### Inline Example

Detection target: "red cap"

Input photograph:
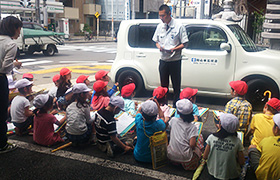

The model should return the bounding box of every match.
[267,98,280,111]
[153,86,168,99]
[76,75,89,83]
[22,73,33,79]
[93,80,108,92]
[229,80,248,95]
[180,87,198,100]
[95,70,109,80]
[52,74,60,83]
[60,68,71,76]
[121,83,136,98]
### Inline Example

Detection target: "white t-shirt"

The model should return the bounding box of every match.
[206,134,244,179]
[152,18,189,61]
[66,102,93,135]
[167,117,198,162]
[48,86,58,98]
[11,95,30,123]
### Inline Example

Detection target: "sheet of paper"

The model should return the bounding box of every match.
[169,108,176,117]
[53,114,65,130]
[116,112,135,134]
[7,122,15,131]
[237,131,244,144]
[213,110,224,118]
[198,108,209,117]
[192,122,203,135]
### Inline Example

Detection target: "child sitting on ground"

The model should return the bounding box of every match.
[203,113,245,180]
[11,79,34,135]
[95,70,118,96]
[167,99,202,170]
[119,83,137,117]
[174,87,200,121]
[225,80,252,133]
[56,68,72,100]
[33,94,65,146]
[90,70,119,103]
[76,75,90,86]
[48,74,60,99]
[153,86,170,122]
[66,84,94,145]
[133,99,167,163]
[91,80,110,111]
[246,98,280,172]
[22,73,33,81]
[94,96,133,157]
[254,113,280,180]
[61,75,91,107]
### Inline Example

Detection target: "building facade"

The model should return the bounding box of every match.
[0,0,64,29]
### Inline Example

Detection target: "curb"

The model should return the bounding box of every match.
[65,40,115,44]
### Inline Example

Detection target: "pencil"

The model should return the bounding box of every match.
[51,142,72,153]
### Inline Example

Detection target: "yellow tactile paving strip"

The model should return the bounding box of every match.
[29,65,112,74]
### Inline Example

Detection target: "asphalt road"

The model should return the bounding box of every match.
[1,42,240,180]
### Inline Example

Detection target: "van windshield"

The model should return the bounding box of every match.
[227,24,259,52]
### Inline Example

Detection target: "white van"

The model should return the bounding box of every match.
[110,19,280,110]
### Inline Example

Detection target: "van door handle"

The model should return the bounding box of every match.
[182,55,188,60]
[136,53,146,58]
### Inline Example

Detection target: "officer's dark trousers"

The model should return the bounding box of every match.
[159,59,181,107]
[0,74,8,148]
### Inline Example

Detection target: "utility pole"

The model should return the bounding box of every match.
[43,0,48,27]
[35,0,41,24]
[111,0,114,40]
[0,0,2,20]
[179,0,182,18]
[132,0,135,19]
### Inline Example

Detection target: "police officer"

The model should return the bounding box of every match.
[152,4,188,107]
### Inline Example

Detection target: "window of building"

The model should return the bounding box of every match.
[186,26,228,50]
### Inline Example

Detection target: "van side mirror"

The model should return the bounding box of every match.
[220,43,231,53]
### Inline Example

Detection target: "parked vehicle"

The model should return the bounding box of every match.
[110,19,280,110]
[22,21,47,31]
[16,24,64,56]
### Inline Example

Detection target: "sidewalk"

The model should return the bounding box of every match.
[64,35,115,44]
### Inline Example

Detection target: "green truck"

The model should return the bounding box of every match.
[16,28,65,56]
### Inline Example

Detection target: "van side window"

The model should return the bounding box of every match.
[186,26,228,50]
[128,24,157,48]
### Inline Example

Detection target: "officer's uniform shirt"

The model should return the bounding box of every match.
[152,18,188,61]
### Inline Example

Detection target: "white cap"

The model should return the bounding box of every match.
[220,113,239,133]
[33,94,49,108]
[72,83,91,94]
[141,100,158,116]
[176,99,193,115]
[273,113,280,127]
[110,96,124,111]
[15,79,33,89]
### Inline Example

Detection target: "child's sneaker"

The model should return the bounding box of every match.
[0,142,17,154]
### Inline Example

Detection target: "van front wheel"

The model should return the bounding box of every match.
[117,70,144,96]
[246,78,279,111]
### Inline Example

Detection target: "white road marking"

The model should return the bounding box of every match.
[59,61,98,63]
[10,139,190,180]
[18,59,36,62]
[57,45,117,54]
[22,60,53,67]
